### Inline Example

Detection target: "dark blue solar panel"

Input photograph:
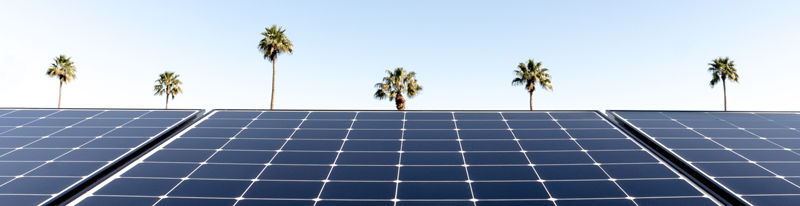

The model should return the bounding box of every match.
[355,112,405,120]
[329,166,397,180]
[69,111,721,206]
[0,109,199,206]
[612,111,800,205]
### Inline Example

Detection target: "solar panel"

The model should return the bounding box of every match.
[0,109,201,206]
[610,111,800,205]
[69,110,721,206]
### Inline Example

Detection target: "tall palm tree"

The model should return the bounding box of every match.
[374,68,423,110]
[708,57,739,111]
[258,24,293,110]
[154,71,183,109]
[46,55,77,108]
[512,59,553,110]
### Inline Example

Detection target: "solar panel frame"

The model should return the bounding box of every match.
[69,110,725,206]
[0,108,203,206]
[607,110,800,206]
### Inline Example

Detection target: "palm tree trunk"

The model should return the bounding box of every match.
[270,61,276,110]
[165,93,169,109]
[395,93,405,111]
[723,80,727,111]
[58,81,63,108]
[529,91,533,111]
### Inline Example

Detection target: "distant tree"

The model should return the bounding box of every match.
[258,25,294,110]
[46,55,77,108]
[708,57,739,111]
[512,59,553,110]
[374,68,422,110]
[154,71,183,109]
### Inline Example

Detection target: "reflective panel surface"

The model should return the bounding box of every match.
[70,111,720,206]
[612,111,800,206]
[0,109,199,206]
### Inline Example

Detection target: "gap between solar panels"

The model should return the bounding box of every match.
[608,110,800,206]
[0,108,203,206]
[65,110,725,206]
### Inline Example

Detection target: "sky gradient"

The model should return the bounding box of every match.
[1,1,799,111]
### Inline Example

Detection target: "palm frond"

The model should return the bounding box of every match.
[512,59,553,93]
[258,25,293,62]
[374,67,422,100]
[374,89,388,100]
[46,55,77,84]
[708,57,740,87]
[154,71,183,98]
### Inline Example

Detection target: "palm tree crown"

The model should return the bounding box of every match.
[154,71,183,109]
[46,55,77,108]
[374,68,422,110]
[512,59,552,110]
[258,24,293,110]
[258,25,294,62]
[708,57,739,111]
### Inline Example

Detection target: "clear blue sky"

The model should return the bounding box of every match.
[1,1,799,111]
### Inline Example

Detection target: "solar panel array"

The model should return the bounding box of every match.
[70,110,720,206]
[0,109,200,206]
[611,111,800,206]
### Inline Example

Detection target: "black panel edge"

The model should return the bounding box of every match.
[209,109,601,112]
[608,109,800,114]
[48,109,206,206]
[0,107,202,111]
[605,110,746,206]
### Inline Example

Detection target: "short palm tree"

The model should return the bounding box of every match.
[258,24,293,110]
[46,55,77,108]
[512,59,553,110]
[374,68,422,110]
[154,71,183,109]
[708,57,739,111]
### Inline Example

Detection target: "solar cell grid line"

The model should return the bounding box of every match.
[145,111,264,206]
[310,112,357,205]
[67,111,381,206]
[0,109,199,206]
[68,111,282,205]
[1,109,108,201]
[612,111,764,206]
[682,112,800,204]
[392,113,475,205]
[233,111,312,205]
[449,112,479,206]
[496,112,556,204]
[546,112,639,205]
[163,111,304,206]
[514,111,719,205]
[391,112,406,206]
[722,113,800,156]
[68,110,727,206]
[610,111,800,206]
[50,109,200,205]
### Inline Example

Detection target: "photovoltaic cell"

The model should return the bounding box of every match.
[611,111,800,206]
[69,111,721,206]
[0,109,199,206]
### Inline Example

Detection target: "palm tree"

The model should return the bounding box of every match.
[46,55,77,108]
[374,68,423,110]
[154,71,183,109]
[512,59,553,110]
[258,24,293,110]
[708,57,739,111]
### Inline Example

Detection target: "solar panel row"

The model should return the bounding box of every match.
[611,111,800,206]
[68,111,719,206]
[0,109,200,206]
